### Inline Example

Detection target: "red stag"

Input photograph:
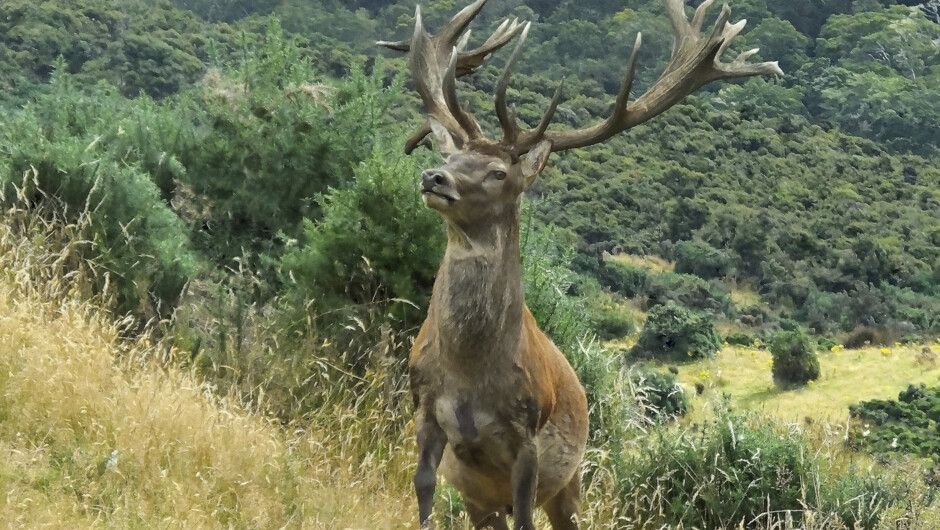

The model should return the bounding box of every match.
[379,1,781,528]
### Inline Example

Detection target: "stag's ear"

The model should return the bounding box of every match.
[429,118,460,157]
[520,139,552,188]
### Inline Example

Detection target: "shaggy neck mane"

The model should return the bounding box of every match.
[429,203,525,363]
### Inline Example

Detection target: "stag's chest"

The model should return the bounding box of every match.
[432,390,533,469]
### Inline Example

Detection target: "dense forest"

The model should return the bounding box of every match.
[2,0,936,340]
[0,0,938,527]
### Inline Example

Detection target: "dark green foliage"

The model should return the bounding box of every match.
[280,144,444,333]
[770,329,821,388]
[819,470,910,530]
[674,239,735,279]
[725,332,757,347]
[0,69,197,315]
[612,407,912,528]
[630,368,689,422]
[182,21,403,268]
[590,306,636,341]
[844,327,894,348]
[596,260,648,298]
[630,302,722,361]
[817,336,841,352]
[0,0,217,101]
[849,384,940,461]
[520,216,594,352]
[643,272,735,316]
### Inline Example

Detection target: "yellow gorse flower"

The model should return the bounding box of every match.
[881,348,891,355]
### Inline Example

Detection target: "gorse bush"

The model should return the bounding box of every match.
[630,302,722,361]
[770,329,821,388]
[629,368,689,422]
[281,142,443,335]
[595,258,648,298]
[612,410,815,528]
[643,271,735,316]
[725,331,758,347]
[849,384,940,461]
[674,239,735,279]
[520,211,594,353]
[0,69,198,316]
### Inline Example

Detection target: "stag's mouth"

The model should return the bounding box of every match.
[421,189,458,205]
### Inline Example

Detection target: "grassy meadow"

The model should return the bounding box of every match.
[676,344,940,426]
[1,214,939,528]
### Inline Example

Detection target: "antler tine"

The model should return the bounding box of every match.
[443,48,484,141]
[690,0,716,34]
[439,0,489,47]
[529,77,565,141]
[456,18,525,77]
[495,22,531,146]
[404,122,434,154]
[541,0,782,153]
[379,1,530,152]
[611,33,642,128]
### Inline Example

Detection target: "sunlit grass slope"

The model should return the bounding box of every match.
[0,214,415,528]
[676,344,940,425]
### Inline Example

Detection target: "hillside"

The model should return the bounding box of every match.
[0,0,939,527]
[0,215,414,528]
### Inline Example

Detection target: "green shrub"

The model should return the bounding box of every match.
[520,218,594,352]
[590,305,636,341]
[629,368,689,422]
[643,271,735,316]
[725,332,756,347]
[280,143,443,334]
[597,259,648,298]
[817,336,841,352]
[674,239,735,279]
[820,469,909,529]
[0,73,198,316]
[613,410,817,528]
[770,329,821,388]
[848,384,940,461]
[630,302,722,361]
[844,326,895,348]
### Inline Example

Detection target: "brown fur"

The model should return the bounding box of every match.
[409,140,588,529]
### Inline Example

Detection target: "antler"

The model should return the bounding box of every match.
[524,0,784,153]
[378,0,525,153]
[382,0,782,156]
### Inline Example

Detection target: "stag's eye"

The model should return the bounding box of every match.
[489,170,507,181]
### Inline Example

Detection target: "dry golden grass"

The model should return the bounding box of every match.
[676,344,940,426]
[0,210,417,529]
[725,278,762,311]
[606,253,674,273]
[0,206,936,529]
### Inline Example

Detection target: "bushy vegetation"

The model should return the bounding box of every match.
[849,384,940,461]
[770,329,822,388]
[630,302,722,361]
[1,0,939,527]
[629,368,689,422]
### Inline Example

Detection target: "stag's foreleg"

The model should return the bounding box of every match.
[511,438,538,530]
[415,411,447,529]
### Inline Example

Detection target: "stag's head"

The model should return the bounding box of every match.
[418,131,551,226]
[380,0,783,228]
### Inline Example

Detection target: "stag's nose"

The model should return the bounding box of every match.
[421,170,449,190]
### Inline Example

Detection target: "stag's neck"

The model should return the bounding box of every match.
[429,207,525,364]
